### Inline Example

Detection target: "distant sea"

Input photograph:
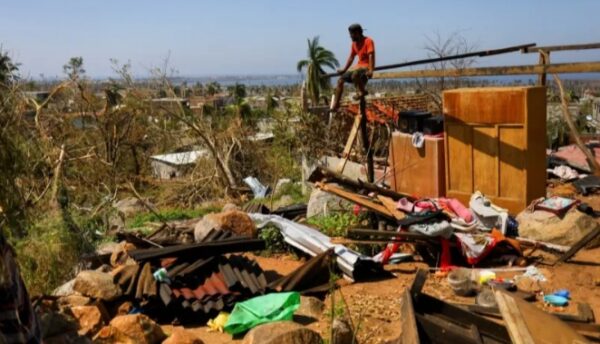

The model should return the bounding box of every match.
[167,73,600,87]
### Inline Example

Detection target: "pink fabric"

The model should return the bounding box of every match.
[396,198,424,213]
[440,198,473,222]
[553,144,600,171]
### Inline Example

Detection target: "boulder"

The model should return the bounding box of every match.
[242,321,322,344]
[70,305,105,336]
[332,318,354,344]
[517,209,600,246]
[306,187,352,218]
[194,210,256,242]
[162,327,205,344]
[93,325,136,344]
[274,178,293,195]
[57,295,91,308]
[73,271,122,301]
[106,314,166,344]
[114,197,154,217]
[52,278,78,297]
[295,296,324,320]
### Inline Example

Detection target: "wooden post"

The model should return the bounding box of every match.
[359,96,375,183]
[537,50,550,86]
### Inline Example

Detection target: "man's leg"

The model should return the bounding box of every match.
[353,70,368,98]
[332,77,345,111]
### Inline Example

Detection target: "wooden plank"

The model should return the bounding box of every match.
[377,195,406,220]
[399,289,420,344]
[443,88,525,124]
[336,113,362,173]
[554,227,600,265]
[316,182,395,219]
[494,291,536,344]
[374,61,600,80]
[416,313,483,344]
[495,290,588,344]
[522,42,600,53]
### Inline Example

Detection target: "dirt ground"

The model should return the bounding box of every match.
[161,243,600,344]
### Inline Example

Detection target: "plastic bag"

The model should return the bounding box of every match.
[224,292,300,335]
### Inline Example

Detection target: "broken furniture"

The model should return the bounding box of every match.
[443,87,547,214]
[387,131,446,198]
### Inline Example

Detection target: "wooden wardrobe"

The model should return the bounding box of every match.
[442,86,547,214]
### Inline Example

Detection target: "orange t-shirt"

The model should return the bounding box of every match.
[351,37,375,68]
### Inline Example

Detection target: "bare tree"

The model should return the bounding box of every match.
[416,31,478,112]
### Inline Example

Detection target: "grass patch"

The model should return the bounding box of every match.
[15,214,101,295]
[306,213,360,237]
[127,206,221,228]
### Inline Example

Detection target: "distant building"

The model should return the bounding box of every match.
[150,150,208,179]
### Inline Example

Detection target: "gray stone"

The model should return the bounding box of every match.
[73,271,122,301]
[274,178,293,195]
[242,321,322,344]
[295,296,325,320]
[332,318,354,344]
[52,279,78,297]
[517,209,600,246]
[306,186,352,218]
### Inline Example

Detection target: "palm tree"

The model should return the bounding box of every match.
[0,50,20,85]
[297,36,339,105]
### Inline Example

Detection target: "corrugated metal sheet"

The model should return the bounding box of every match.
[150,150,208,166]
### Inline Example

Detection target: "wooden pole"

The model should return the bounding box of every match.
[537,50,549,86]
[359,96,374,183]
[373,61,600,80]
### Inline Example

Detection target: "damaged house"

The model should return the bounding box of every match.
[150,150,208,179]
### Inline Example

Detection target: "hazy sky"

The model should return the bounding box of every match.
[1,0,598,78]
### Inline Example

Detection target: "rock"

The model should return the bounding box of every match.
[52,278,78,297]
[71,305,105,336]
[295,296,324,320]
[93,325,137,344]
[73,270,122,301]
[307,186,352,218]
[242,321,322,344]
[116,301,134,316]
[107,314,166,344]
[58,295,91,308]
[274,178,293,195]
[114,197,154,217]
[194,210,257,242]
[108,213,125,232]
[110,242,137,267]
[332,318,354,344]
[162,327,205,344]
[222,203,240,212]
[516,209,600,246]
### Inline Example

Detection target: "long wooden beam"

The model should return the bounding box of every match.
[522,42,600,53]
[373,61,600,80]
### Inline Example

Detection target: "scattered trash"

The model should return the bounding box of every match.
[224,292,301,335]
[243,176,270,198]
[207,312,230,333]
[447,268,475,296]
[534,196,578,216]
[522,266,547,282]
[544,294,569,307]
[477,270,496,285]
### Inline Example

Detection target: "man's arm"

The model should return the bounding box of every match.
[339,53,355,74]
[366,52,375,77]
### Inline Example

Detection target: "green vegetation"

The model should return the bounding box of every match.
[307,213,360,237]
[127,206,221,228]
[258,225,289,256]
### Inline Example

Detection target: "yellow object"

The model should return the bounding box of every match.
[207,311,230,333]
[478,270,496,285]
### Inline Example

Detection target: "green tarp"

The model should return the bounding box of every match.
[224,292,301,335]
